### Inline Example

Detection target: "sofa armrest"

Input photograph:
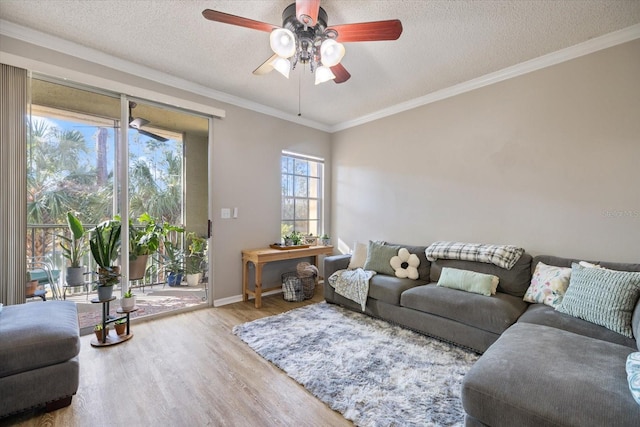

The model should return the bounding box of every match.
[324,254,351,279]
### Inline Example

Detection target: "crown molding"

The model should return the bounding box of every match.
[2,19,638,134]
[329,23,640,133]
[0,19,331,133]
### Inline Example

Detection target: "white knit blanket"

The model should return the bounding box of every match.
[426,241,524,270]
[328,268,376,311]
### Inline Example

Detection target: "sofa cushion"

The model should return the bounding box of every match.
[556,263,640,338]
[400,284,528,335]
[627,352,640,406]
[533,255,640,349]
[518,303,637,349]
[523,261,571,308]
[436,267,498,296]
[347,241,368,270]
[430,252,532,297]
[0,301,80,378]
[462,322,640,427]
[363,241,400,276]
[368,274,427,305]
[385,242,430,280]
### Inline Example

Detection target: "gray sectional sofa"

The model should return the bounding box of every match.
[324,245,640,427]
[0,300,80,417]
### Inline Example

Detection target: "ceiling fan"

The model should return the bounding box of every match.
[202,0,403,84]
[128,102,168,142]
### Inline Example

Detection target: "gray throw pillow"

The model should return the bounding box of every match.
[363,241,400,276]
[556,263,640,338]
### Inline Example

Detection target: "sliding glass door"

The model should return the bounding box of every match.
[27,76,210,331]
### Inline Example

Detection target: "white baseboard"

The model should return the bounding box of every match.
[213,289,283,307]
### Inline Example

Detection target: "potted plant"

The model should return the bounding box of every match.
[163,241,185,286]
[185,232,207,286]
[114,318,127,336]
[120,289,136,311]
[284,230,303,246]
[320,234,330,246]
[128,213,163,281]
[58,211,88,286]
[89,218,121,300]
[94,324,109,342]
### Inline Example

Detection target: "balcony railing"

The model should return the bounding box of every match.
[26,224,173,299]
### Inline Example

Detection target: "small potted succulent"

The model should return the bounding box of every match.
[320,234,331,246]
[94,324,109,342]
[114,318,127,336]
[120,289,136,311]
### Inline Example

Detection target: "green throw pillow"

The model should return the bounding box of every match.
[556,263,640,338]
[363,241,400,276]
[437,267,498,296]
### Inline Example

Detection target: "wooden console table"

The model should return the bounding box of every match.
[242,245,334,308]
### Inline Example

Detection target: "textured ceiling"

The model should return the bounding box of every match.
[1,1,640,130]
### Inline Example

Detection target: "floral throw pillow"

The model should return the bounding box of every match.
[523,262,571,308]
[390,248,420,280]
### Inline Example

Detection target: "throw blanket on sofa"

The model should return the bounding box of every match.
[328,268,376,311]
[426,241,524,270]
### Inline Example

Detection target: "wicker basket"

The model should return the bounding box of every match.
[282,272,304,302]
[282,271,317,301]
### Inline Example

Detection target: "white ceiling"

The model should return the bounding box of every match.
[1,1,640,132]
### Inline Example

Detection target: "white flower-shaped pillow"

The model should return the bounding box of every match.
[390,248,420,280]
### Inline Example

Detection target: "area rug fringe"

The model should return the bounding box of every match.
[233,302,479,427]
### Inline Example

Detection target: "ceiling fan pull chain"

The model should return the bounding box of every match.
[298,66,302,117]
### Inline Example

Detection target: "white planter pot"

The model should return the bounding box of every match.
[186,273,202,287]
[120,295,136,311]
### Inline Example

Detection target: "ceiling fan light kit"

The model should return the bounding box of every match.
[203,0,402,85]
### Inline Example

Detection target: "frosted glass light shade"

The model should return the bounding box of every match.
[273,57,291,78]
[270,28,296,58]
[315,66,336,85]
[320,39,345,67]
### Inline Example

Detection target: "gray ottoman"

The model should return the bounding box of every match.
[0,300,80,417]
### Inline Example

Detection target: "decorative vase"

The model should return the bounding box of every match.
[66,266,85,286]
[167,272,183,287]
[186,273,202,287]
[120,295,136,311]
[128,255,148,281]
[97,285,114,301]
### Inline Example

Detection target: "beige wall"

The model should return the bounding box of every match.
[331,39,640,263]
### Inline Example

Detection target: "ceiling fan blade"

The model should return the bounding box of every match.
[202,9,276,33]
[253,54,279,75]
[136,128,169,143]
[296,0,321,26]
[129,117,150,129]
[331,63,351,84]
[328,20,403,42]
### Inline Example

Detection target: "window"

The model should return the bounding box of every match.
[281,151,324,238]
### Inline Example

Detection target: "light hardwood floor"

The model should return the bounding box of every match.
[4,286,352,427]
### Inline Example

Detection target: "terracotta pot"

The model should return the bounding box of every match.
[129,255,148,281]
[114,323,127,336]
[94,327,109,342]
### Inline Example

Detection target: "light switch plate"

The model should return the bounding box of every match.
[221,208,231,219]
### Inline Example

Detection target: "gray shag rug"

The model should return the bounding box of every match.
[233,302,479,427]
